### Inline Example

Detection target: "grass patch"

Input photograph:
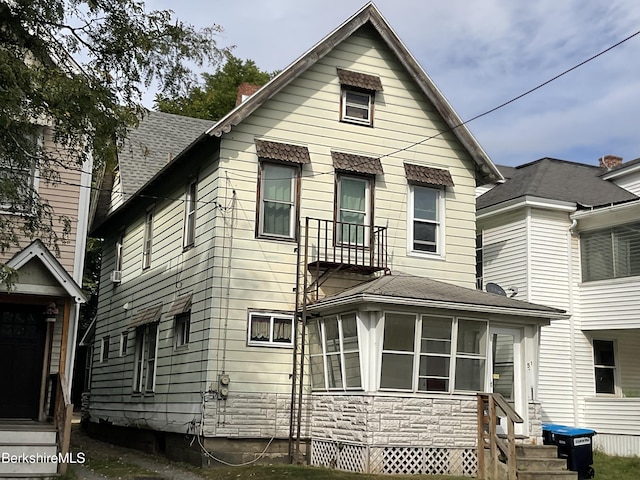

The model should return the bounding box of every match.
[197,464,468,480]
[593,450,640,480]
[82,456,159,478]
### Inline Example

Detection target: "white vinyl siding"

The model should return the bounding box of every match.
[88,26,483,435]
[611,172,640,196]
[580,278,640,329]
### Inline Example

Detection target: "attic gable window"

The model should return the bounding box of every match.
[255,140,309,241]
[337,69,382,127]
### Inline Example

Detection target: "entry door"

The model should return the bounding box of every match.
[489,327,525,436]
[0,304,47,419]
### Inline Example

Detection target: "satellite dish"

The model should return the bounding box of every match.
[486,282,507,296]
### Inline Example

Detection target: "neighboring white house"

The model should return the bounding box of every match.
[477,154,640,456]
[87,3,566,475]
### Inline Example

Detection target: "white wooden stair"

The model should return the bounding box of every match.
[0,422,58,478]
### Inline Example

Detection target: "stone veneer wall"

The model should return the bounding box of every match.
[202,392,311,438]
[311,394,479,447]
[527,401,543,444]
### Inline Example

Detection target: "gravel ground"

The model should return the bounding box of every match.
[69,423,207,480]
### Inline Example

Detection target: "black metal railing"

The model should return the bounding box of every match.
[305,218,388,273]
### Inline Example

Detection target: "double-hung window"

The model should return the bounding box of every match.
[593,339,616,395]
[133,323,158,393]
[408,185,443,254]
[259,163,296,239]
[380,313,487,393]
[309,313,362,390]
[337,175,370,245]
[248,312,293,347]
[337,68,382,127]
[183,180,197,248]
[0,131,40,214]
[142,209,154,269]
[175,312,190,347]
[255,140,309,241]
[581,222,640,282]
[404,163,453,257]
[100,336,110,362]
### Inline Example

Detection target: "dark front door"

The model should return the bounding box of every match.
[0,303,47,419]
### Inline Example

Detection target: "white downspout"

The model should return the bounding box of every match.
[567,218,579,425]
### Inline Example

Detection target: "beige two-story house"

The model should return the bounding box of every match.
[87,3,565,475]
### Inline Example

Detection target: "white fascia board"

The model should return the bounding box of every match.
[601,163,640,181]
[306,294,568,321]
[570,198,640,221]
[477,196,576,220]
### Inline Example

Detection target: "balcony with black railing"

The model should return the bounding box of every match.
[304,218,388,275]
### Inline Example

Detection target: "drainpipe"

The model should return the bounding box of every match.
[567,218,579,425]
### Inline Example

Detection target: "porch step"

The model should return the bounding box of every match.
[516,444,577,480]
[0,423,58,477]
[516,444,560,458]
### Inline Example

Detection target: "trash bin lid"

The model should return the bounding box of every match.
[542,423,596,436]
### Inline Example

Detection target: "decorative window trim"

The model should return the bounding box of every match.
[247,311,294,347]
[183,180,197,248]
[407,184,445,258]
[142,208,154,270]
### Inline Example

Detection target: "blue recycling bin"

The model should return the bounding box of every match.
[542,424,596,480]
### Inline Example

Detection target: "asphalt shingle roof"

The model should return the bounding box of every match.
[477,158,638,210]
[118,111,214,196]
[310,272,564,315]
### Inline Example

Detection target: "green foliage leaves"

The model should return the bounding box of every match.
[155,52,274,120]
[0,0,227,261]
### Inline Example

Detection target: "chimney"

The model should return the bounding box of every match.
[599,155,623,170]
[235,83,261,106]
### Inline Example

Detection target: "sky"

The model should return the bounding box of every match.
[146,0,640,167]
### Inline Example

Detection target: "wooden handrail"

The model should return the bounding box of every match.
[54,373,73,475]
[477,393,525,480]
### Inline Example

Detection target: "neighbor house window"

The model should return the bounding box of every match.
[100,336,110,362]
[0,132,40,213]
[142,209,154,269]
[133,323,158,393]
[337,175,370,245]
[593,339,616,395]
[248,312,293,347]
[581,222,640,282]
[476,233,484,290]
[341,89,374,126]
[408,185,442,254]
[309,313,361,391]
[175,312,190,347]
[259,163,297,239]
[380,313,487,393]
[183,180,197,248]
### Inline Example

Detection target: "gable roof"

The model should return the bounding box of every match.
[477,157,638,211]
[91,2,501,236]
[205,2,501,185]
[307,272,565,319]
[3,239,86,303]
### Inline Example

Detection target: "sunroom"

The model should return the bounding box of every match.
[303,273,566,475]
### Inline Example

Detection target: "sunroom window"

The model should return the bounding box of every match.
[380,313,487,393]
[309,313,362,390]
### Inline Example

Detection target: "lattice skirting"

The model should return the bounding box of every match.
[311,439,477,476]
